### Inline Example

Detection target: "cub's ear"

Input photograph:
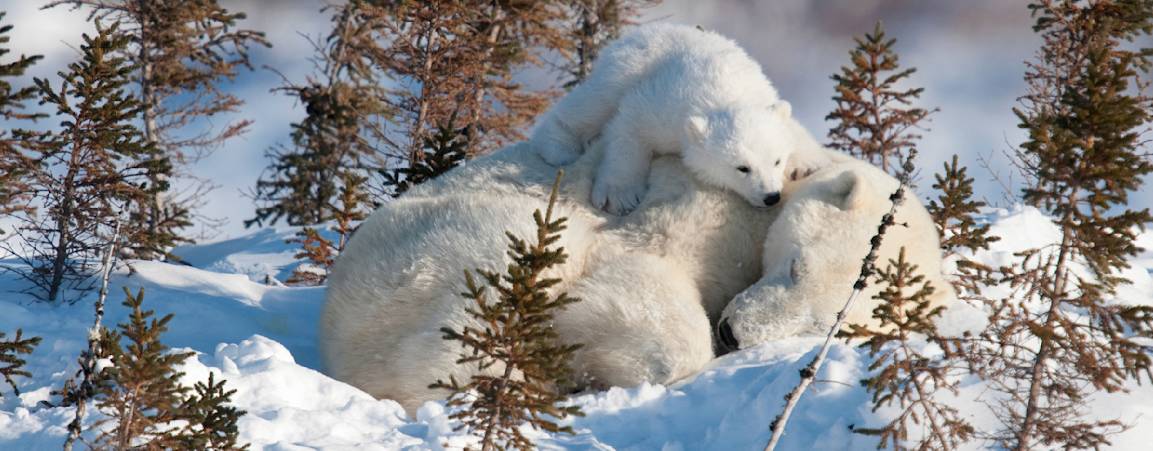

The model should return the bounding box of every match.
[828,170,870,211]
[686,115,709,142]
[770,100,792,119]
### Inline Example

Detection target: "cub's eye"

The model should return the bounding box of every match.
[736,166,750,174]
[774,159,782,167]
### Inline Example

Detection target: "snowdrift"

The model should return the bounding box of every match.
[2,206,1152,450]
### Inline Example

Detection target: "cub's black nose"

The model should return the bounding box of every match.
[763,192,781,206]
[718,318,739,350]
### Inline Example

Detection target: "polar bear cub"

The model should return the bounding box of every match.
[530,23,813,215]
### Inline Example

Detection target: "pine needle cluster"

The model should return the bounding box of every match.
[383,121,469,197]
[927,155,1000,296]
[827,22,936,175]
[80,288,246,450]
[0,329,41,398]
[0,11,44,229]
[432,173,583,451]
[839,249,974,450]
[962,1,1153,449]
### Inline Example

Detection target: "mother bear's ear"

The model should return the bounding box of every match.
[827,170,870,211]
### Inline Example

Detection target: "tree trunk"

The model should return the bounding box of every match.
[1014,198,1076,451]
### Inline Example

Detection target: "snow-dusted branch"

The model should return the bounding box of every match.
[63,213,121,451]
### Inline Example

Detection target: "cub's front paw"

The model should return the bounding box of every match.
[592,178,647,216]
[786,151,839,182]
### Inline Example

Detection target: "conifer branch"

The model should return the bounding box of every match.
[827,21,937,176]
[0,329,40,399]
[432,171,583,450]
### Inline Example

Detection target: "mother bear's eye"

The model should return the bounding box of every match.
[774,159,781,167]
[736,166,750,173]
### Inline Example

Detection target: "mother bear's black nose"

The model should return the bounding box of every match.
[718,318,739,350]
[763,192,781,206]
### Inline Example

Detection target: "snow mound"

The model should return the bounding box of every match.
[2,205,1153,450]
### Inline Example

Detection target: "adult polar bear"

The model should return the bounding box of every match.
[530,24,823,215]
[717,158,958,350]
[321,141,777,413]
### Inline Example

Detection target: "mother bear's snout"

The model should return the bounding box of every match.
[763,192,781,206]
[717,317,740,351]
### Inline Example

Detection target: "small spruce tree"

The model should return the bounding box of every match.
[432,173,583,451]
[284,172,371,286]
[46,0,271,259]
[89,287,246,449]
[5,23,159,302]
[839,248,974,450]
[964,1,1153,449]
[927,155,999,256]
[92,287,195,448]
[177,373,247,450]
[827,22,936,175]
[927,154,1000,297]
[0,329,41,398]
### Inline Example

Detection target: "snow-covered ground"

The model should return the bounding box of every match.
[2,206,1152,450]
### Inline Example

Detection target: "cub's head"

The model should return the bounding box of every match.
[681,101,797,208]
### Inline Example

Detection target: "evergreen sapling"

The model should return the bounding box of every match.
[84,288,246,449]
[963,1,1153,449]
[927,154,1000,296]
[827,22,936,175]
[47,0,270,259]
[432,172,583,451]
[0,329,41,398]
[4,23,159,302]
[839,248,974,450]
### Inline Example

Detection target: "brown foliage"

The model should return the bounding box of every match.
[432,173,582,450]
[960,1,1153,449]
[46,0,271,259]
[827,22,936,175]
[840,248,974,450]
[0,11,45,226]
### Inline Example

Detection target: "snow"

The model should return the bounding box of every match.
[2,206,1153,450]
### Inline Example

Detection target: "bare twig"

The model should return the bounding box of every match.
[63,212,121,451]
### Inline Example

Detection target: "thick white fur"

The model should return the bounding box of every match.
[321,141,777,413]
[718,159,957,349]
[530,24,828,215]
